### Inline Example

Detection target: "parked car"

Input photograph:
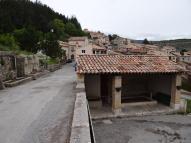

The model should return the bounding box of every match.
[66,59,72,63]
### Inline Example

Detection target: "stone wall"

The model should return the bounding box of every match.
[17,55,40,77]
[0,52,16,81]
[70,75,92,143]
[0,52,40,81]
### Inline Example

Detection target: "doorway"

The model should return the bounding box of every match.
[101,75,112,106]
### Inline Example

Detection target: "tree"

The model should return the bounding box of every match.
[14,26,42,53]
[38,32,62,58]
[48,19,67,40]
[143,38,150,44]
[0,0,84,36]
[65,22,77,36]
[180,49,188,56]
[108,34,118,41]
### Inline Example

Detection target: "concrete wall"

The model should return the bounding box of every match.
[149,75,172,96]
[122,75,148,96]
[122,74,173,97]
[85,74,101,100]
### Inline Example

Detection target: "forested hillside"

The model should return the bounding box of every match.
[0,0,86,57]
[153,39,191,51]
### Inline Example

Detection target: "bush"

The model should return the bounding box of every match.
[0,34,19,51]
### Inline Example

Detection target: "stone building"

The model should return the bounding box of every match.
[172,52,191,64]
[61,37,108,61]
[161,46,176,55]
[111,36,131,50]
[77,55,184,113]
[68,37,89,60]
[85,29,110,47]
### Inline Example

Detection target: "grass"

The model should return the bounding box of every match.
[47,58,59,65]
[0,44,11,51]
[14,50,33,55]
[0,44,33,55]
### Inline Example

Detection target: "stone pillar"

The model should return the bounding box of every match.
[77,73,84,83]
[0,74,5,90]
[76,73,85,90]
[171,74,181,110]
[112,76,122,114]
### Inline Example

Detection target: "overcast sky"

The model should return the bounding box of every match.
[33,0,191,40]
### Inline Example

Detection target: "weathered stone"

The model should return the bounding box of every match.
[112,76,122,114]
[0,74,5,90]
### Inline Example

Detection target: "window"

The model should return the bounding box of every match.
[101,51,105,54]
[82,50,86,53]
[93,50,96,54]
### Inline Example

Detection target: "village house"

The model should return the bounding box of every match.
[172,51,191,63]
[161,46,176,55]
[68,36,89,60]
[59,41,70,60]
[85,29,110,47]
[60,37,108,61]
[91,44,107,55]
[125,43,147,55]
[111,36,131,50]
[77,55,184,113]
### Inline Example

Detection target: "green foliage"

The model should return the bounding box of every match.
[180,49,188,55]
[143,38,150,44]
[108,34,118,41]
[38,39,62,58]
[13,27,42,53]
[47,58,59,65]
[14,50,33,56]
[65,22,77,36]
[0,0,85,58]
[65,22,87,37]
[48,19,68,40]
[153,39,191,51]
[0,34,19,51]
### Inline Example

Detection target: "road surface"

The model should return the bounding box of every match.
[93,115,191,143]
[0,63,76,143]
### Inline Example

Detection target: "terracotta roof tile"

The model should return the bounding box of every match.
[77,55,185,74]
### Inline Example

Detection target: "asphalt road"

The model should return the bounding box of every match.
[93,115,191,143]
[0,63,76,143]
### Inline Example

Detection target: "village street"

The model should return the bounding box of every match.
[0,63,76,143]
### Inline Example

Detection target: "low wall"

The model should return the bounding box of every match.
[17,55,40,77]
[0,52,16,81]
[47,64,61,72]
[70,92,91,143]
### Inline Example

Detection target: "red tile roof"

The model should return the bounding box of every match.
[77,55,185,74]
